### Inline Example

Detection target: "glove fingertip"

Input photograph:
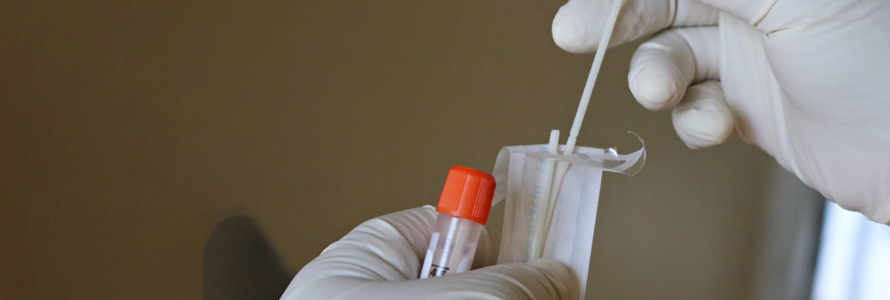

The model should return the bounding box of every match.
[552,2,600,54]
[629,68,684,111]
[673,108,731,149]
[671,82,733,149]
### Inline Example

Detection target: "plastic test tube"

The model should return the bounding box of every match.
[419,166,496,279]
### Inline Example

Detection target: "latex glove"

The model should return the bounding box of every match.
[553,0,890,223]
[280,206,570,299]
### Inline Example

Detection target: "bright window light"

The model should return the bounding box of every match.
[811,201,890,300]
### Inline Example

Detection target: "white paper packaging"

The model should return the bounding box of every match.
[492,142,644,300]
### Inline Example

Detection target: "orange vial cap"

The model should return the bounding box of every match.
[436,165,496,225]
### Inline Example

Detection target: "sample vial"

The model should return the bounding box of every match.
[419,165,496,279]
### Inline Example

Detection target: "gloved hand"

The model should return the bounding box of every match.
[552,0,890,223]
[280,206,570,299]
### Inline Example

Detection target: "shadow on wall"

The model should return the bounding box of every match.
[202,216,293,300]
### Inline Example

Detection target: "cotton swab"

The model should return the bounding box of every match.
[535,0,625,258]
[563,0,625,156]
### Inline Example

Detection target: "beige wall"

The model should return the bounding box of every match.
[0,1,772,299]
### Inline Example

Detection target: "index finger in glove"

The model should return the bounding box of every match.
[552,0,719,53]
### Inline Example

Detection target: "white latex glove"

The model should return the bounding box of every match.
[553,0,890,223]
[281,206,571,299]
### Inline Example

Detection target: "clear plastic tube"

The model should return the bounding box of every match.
[419,165,494,278]
[419,212,483,278]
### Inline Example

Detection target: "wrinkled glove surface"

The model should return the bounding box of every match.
[281,206,571,299]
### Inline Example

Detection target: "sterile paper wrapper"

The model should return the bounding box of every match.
[492,141,644,300]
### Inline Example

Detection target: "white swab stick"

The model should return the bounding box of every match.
[547,0,625,218]
[536,0,625,254]
[544,161,568,238]
[563,0,625,156]
[547,130,560,157]
[547,129,559,154]
[530,130,561,259]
